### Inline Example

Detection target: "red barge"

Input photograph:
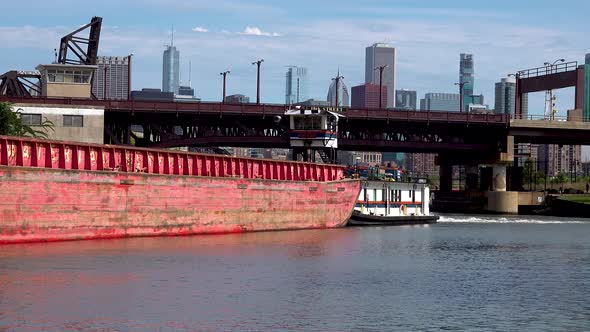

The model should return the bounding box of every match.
[0,135,360,244]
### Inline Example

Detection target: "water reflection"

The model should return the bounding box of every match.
[1,218,589,331]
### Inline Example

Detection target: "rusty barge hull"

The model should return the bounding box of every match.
[0,136,360,244]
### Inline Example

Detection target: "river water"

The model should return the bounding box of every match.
[1,215,590,331]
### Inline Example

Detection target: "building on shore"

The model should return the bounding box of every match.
[406,153,439,178]
[395,89,417,110]
[537,144,581,177]
[420,93,460,112]
[91,56,130,100]
[13,63,104,144]
[351,83,387,108]
[175,85,200,102]
[224,94,250,104]
[338,151,382,166]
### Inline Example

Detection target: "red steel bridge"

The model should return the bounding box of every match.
[2,96,590,166]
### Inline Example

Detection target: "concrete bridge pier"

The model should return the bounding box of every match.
[486,136,519,214]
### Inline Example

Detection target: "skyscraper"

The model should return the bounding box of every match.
[92,56,130,100]
[327,74,350,107]
[365,43,396,108]
[460,53,475,112]
[285,66,309,105]
[395,89,417,110]
[162,45,180,94]
[495,77,528,115]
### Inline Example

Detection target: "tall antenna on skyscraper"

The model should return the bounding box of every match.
[189,61,192,87]
[171,25,174,46]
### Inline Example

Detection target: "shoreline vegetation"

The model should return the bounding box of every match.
[560,195,590,205]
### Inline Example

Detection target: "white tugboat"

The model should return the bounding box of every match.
[348,167,439,226]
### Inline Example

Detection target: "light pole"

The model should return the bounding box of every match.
[543,59,565,120]
[332,72,344,107]
[252,59,264,104]
[127,53,133,100]
[374,65,387,109]
[220,70,230,102]
[454,81,469,113]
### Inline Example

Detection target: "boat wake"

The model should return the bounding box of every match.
[437,215,590,224]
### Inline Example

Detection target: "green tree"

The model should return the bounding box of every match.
[0,102,54,138]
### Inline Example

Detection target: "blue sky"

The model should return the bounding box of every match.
[1,0,589,120]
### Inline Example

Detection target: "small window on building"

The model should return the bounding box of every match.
[20,113,42,126]
[47,70,57,82]
[54,70,65,83]
[63,115,84,127]
[73,71,84,83]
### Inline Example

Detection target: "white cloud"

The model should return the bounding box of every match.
[192,26,208,33]
[240,26,281,37]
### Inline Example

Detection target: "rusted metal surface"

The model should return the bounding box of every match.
[57,16,102,65]
[0,136,344,181]
[515,62,585,118]
[0,136,360,244]
[0,71,42,97]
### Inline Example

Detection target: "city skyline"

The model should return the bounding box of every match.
[0,1,588,117]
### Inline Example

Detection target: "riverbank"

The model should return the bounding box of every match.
[534,194,590,217]
[561,194,590,205]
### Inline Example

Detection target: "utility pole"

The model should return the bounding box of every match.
[220,70,230,102]
[127,53,133,100]
[374,65,387,109]
[332,71,344,107]
[252,59,264,104]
